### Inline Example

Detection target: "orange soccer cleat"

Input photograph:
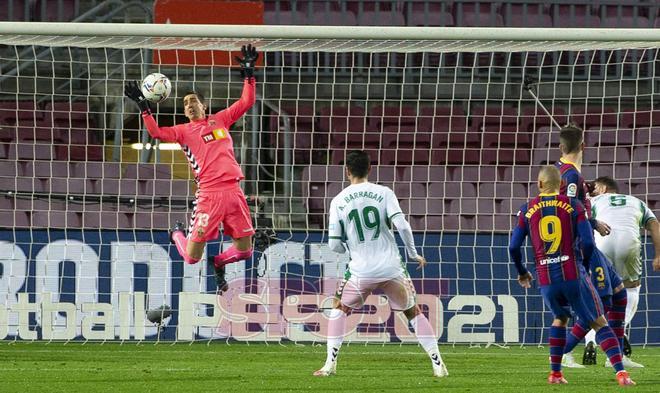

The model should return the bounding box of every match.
[616,370,636,386]
[548,371,568,384]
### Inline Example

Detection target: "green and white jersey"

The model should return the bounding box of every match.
[591,193,657,281]
[328,182,405,279]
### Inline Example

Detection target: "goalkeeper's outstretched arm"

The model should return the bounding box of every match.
[222,44,258,124]
[124,80,179,142]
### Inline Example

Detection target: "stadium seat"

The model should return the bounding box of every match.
[454,2,504,27]
[308,11,357,25]
[432,148,481,165]
[448,198,477,215]
[419,106,471,147]
[398,166,447,184]
[373,165,396,183]
[408,198,429,216]
[393,182,426,199]
[15,142,54,160]
[587,127,634,147]
[502,3,552,27]
[445,165,474,182]
[470,106,519,134]
[477,198,496,215]
[357,10,406,26]
[444,182,477,199]
[632,109,660,128]
[34,0,76,22]
[634,127,660,145]
[407,2,454,26]
[532,126,560,148]
[268,103,320,164]
[601,15,651,28]
[570,106,619,129]
[520,107,568,133]
[584,146,631,164]
[482,149,531,165]
[500,166,534,183]
[632,146,660,166]
[0,0,29,21]
[123,163,172,180]
[599,3,652,28]
[263,10,307,25]
[551,4,600,27]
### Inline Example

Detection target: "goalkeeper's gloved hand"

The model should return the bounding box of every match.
[124,80,151,114]
[235,44,259,79]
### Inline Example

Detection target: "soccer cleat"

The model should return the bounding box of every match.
[622,335,632,357]
[209,256,229,293]
[547,371,568,384]
[313,363,336,377]
[433,362,449,378]
[562,352,586,369]
[605,355,644,369]
[582,341,597,365]
[616,370,636,386]
[169,221,185,244]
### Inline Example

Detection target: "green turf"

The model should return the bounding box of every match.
[0,342,657,392]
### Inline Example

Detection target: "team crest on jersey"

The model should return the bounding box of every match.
[567,183,577,197]
[201,128,228,143]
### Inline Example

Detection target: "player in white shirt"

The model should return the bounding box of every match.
[590,176,660,367]
[313,150,448,378]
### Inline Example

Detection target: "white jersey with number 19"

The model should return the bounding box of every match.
[328,182,406,279]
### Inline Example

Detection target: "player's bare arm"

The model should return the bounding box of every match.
[594,219,611,236]
[415,255,427,270]
[517,272,533,289]
[646,219,660,271]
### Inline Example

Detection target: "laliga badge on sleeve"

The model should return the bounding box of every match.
[567,183,577,197]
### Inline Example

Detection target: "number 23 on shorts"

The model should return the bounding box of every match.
[196,213,210,228]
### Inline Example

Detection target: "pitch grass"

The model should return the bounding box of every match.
[0,343,658,392]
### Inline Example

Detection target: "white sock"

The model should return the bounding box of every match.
[585,329,596,345]
[625,286,640,327]
[410,313,442,365]
[325,308,346,368]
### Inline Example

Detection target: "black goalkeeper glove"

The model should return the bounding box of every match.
[124,80,151,114]
[235,44,259,79]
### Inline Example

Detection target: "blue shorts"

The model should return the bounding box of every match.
[540,276,604,324]
[589,248,622,299]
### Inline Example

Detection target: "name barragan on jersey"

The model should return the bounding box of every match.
[344,191,384,204]
[525,199,574,219]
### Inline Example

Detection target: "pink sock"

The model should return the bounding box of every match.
[171,230,200,265]
[213,246,253,267]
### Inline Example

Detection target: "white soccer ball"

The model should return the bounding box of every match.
[141,72,171,103]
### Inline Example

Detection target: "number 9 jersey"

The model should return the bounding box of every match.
[513,193,591,286]
[328,182,407,279]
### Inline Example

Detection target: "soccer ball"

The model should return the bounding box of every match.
[141,73,171,103]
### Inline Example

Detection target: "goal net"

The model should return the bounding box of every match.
[0,23,658,345]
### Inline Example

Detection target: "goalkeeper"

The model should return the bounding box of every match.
[124,45,259,291]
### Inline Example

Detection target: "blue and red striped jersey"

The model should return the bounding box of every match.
[510,193,594,286]
[555,159,592,216]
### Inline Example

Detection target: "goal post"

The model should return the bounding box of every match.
[0,22,659,345]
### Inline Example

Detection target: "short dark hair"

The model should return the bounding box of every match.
[594,176,619,193]
[345,150,370,178]
[184,91,205,105]
[559,124,583,154]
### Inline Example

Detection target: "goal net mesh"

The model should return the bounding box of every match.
[0,25,658,344]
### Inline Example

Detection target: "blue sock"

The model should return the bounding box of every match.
[596,326,624,373]
[564,319,589,354]
[549,326,566,372]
